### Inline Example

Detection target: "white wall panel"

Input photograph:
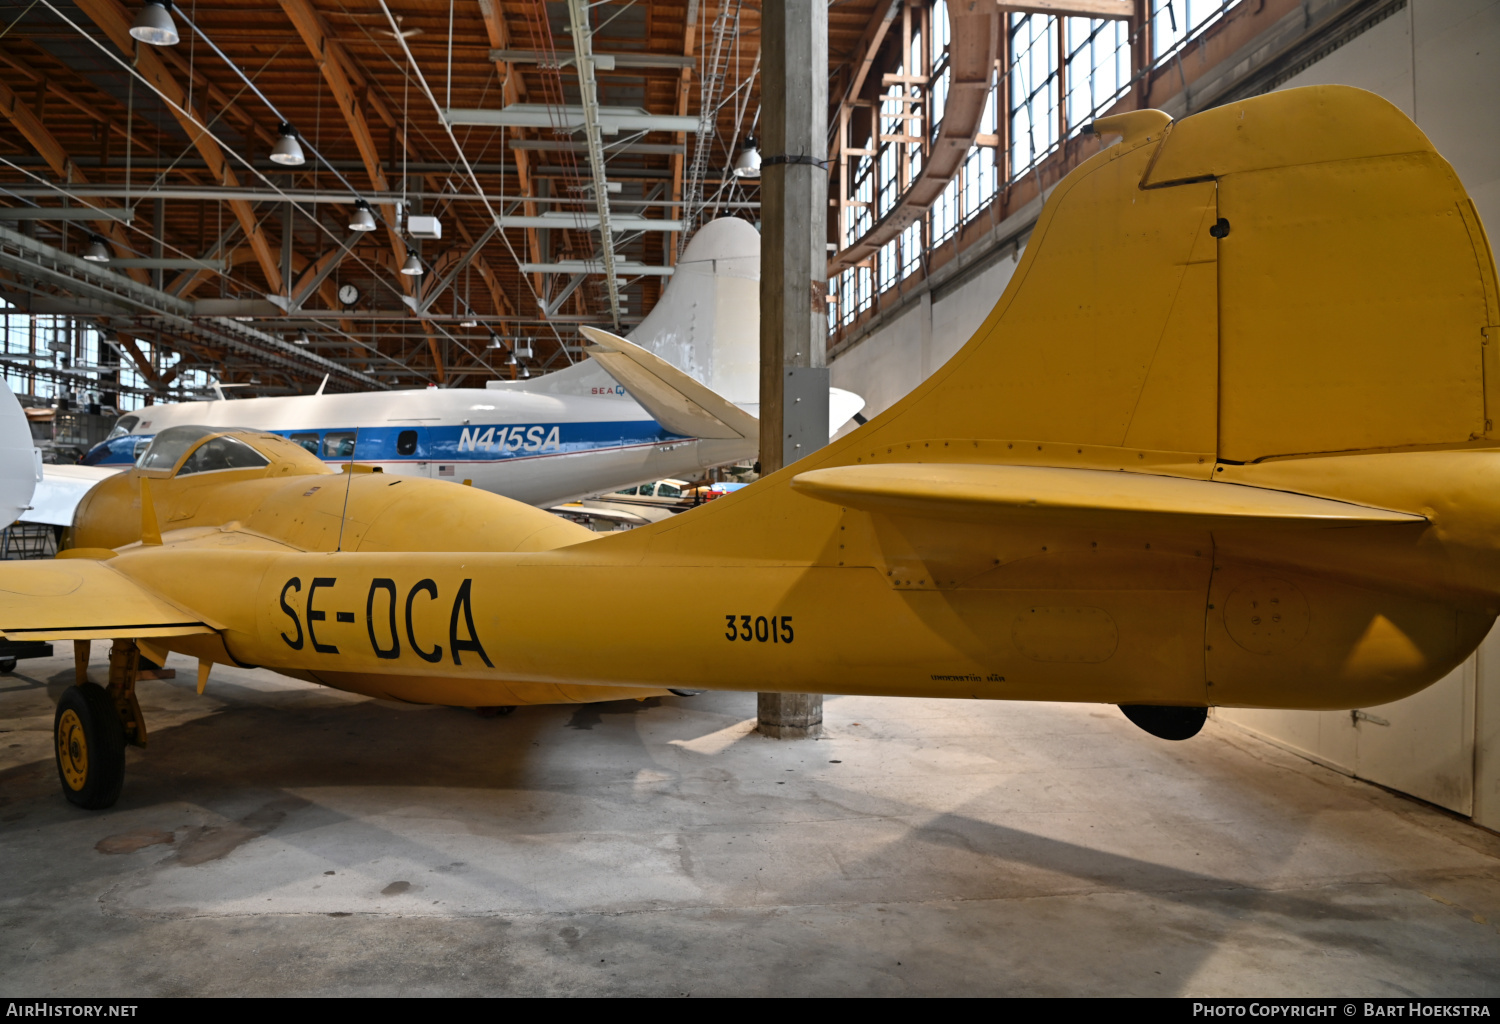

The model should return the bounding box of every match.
[830,252,1020,420]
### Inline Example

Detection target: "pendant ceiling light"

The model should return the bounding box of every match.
[733,137,762,179]
[520,365,531,379]
[505,351,517,366]
[460,319,479,328]
[348,199,377,232]
[82,235,111,263]
[400,252,424,276]
[487,334,504,349]
[270,123,305,167]
[294,330,310,345]
[129,0,179,45]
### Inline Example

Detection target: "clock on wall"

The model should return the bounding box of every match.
[338,284,359,306]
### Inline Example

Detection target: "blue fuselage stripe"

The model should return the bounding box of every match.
[84,421,690,467]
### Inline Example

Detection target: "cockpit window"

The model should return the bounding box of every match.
[106,415,139,441]
[176,436,271,476]
[136,425,220,471]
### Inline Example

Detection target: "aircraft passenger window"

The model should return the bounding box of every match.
[322,432,357,459]
[396,430,418,456]
[657,483,682,498]
[290,433,321,456]
[619,486,638,495]
[175,436,271,476]
[638,483,654,496]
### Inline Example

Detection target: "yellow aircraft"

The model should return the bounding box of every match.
[16,84,1500,810]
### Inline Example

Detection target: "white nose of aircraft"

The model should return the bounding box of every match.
[0,378,38,529]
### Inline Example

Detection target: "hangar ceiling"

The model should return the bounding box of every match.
[0,0,863,392]
[2,0,1368,399]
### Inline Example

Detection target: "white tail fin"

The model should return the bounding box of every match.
[496,217,761,402]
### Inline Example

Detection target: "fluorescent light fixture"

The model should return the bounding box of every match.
[270,123,305,167]
[518,260,674,276]
[400,253,424,276]
[348,199,377,232]
[446,104,698,135]
[129,0,179,45]
[82,235,111,263]
[733,137,761,179]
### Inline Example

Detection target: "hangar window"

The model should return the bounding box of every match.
[290,433,321,456]
[176,436,270,476]
[323,432,357,459]
[1065,18,1132,137]
[1152,0,1234,59]
[396,430,419,456]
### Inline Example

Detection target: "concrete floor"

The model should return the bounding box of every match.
[2,644,1498,997]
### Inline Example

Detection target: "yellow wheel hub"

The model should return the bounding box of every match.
[56,708,88,792]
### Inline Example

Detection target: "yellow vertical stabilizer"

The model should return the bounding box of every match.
[580,86,1497,562]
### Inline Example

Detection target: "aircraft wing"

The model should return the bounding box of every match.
[580,326,759,441]
[0,558,220,641]
[790,463,1425,529]
[549,502,653,526]
[24,463,121,527]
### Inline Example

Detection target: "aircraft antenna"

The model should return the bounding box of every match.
[315,373,329,396]
[336,426,358,552]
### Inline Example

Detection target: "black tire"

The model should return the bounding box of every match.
[0,658,16,674]
[54,684,126,809]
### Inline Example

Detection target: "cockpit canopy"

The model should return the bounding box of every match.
[134,425,310,477]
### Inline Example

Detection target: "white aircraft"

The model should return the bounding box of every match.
[82,218,864,508]
[0,378,39,527]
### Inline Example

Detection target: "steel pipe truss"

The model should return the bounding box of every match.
[0,224,385,390]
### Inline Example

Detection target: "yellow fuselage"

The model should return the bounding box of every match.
[53,85,1500,715]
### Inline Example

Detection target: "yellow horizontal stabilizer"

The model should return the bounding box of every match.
[0,559,219,641]
[789,463,1426,529]
[580,325,758,440]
